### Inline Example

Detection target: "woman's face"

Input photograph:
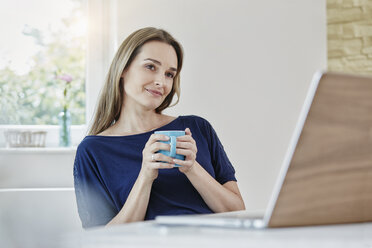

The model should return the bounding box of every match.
[121,40,178,112]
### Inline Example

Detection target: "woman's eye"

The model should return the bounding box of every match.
[166,72,175,79]
[145,64,155,70]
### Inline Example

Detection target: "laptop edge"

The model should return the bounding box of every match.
[262,70,324,227]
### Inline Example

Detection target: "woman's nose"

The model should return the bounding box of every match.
[154,75,165,86]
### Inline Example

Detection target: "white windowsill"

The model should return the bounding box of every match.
[0,188,74,192]
[0,125,87,149]
[0,146,77,154]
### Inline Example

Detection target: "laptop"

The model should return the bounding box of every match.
[155,71,372,228]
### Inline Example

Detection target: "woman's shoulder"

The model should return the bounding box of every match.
[179,115,212,126]
[177,115,215,135]
[76,135,111,153]
[179,114,207,122]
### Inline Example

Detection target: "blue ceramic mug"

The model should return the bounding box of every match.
[154,130,185,167]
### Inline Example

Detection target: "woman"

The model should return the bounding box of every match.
[74,27,245,228]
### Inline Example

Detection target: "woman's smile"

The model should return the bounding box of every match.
[145,88,163,97]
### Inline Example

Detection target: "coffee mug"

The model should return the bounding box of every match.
[154,130,185,167]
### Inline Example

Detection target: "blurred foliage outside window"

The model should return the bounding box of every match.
[0,0,86,125]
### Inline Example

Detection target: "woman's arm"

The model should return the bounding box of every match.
[106,171,153,225]
[106,133,175,226]
[183,161,245,212]
[174,128,245,213]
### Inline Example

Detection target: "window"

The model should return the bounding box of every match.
[0,0,87,125]
[0,0,116,147]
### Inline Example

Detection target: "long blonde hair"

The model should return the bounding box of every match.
[88,27,184,135]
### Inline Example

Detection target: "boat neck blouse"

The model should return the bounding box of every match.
[73,115,237,228]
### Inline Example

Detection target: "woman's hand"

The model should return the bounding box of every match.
[175,128,198,174]
[140,134,175,182]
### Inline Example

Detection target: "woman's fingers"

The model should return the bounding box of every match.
[145,134,169,147]
[176,141,194,150]
[142,129,198,174]
[145,134,172,153]
[144,152,174,169]
[172,159,193,167]
[151,162,174,169]
[141,134,174,181]
[151,153,174,164]
[185,128,192,136]
[149,142,170,153]
[177,135,195,144]
[175,148,196,159]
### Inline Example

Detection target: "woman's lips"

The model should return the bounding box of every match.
[146,89,163,97]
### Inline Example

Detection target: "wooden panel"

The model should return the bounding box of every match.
[269,73,372,227]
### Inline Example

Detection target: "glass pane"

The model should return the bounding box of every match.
[0,0,86,125]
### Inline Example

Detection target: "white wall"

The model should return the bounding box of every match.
[113,0,327,211]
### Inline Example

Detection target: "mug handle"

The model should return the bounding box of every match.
[170,136,176,157]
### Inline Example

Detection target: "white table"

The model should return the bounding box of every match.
[62,221,372,248]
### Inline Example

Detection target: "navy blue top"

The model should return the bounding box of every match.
[73,115,236,228]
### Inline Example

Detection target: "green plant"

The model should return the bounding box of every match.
[0,0,85,125]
